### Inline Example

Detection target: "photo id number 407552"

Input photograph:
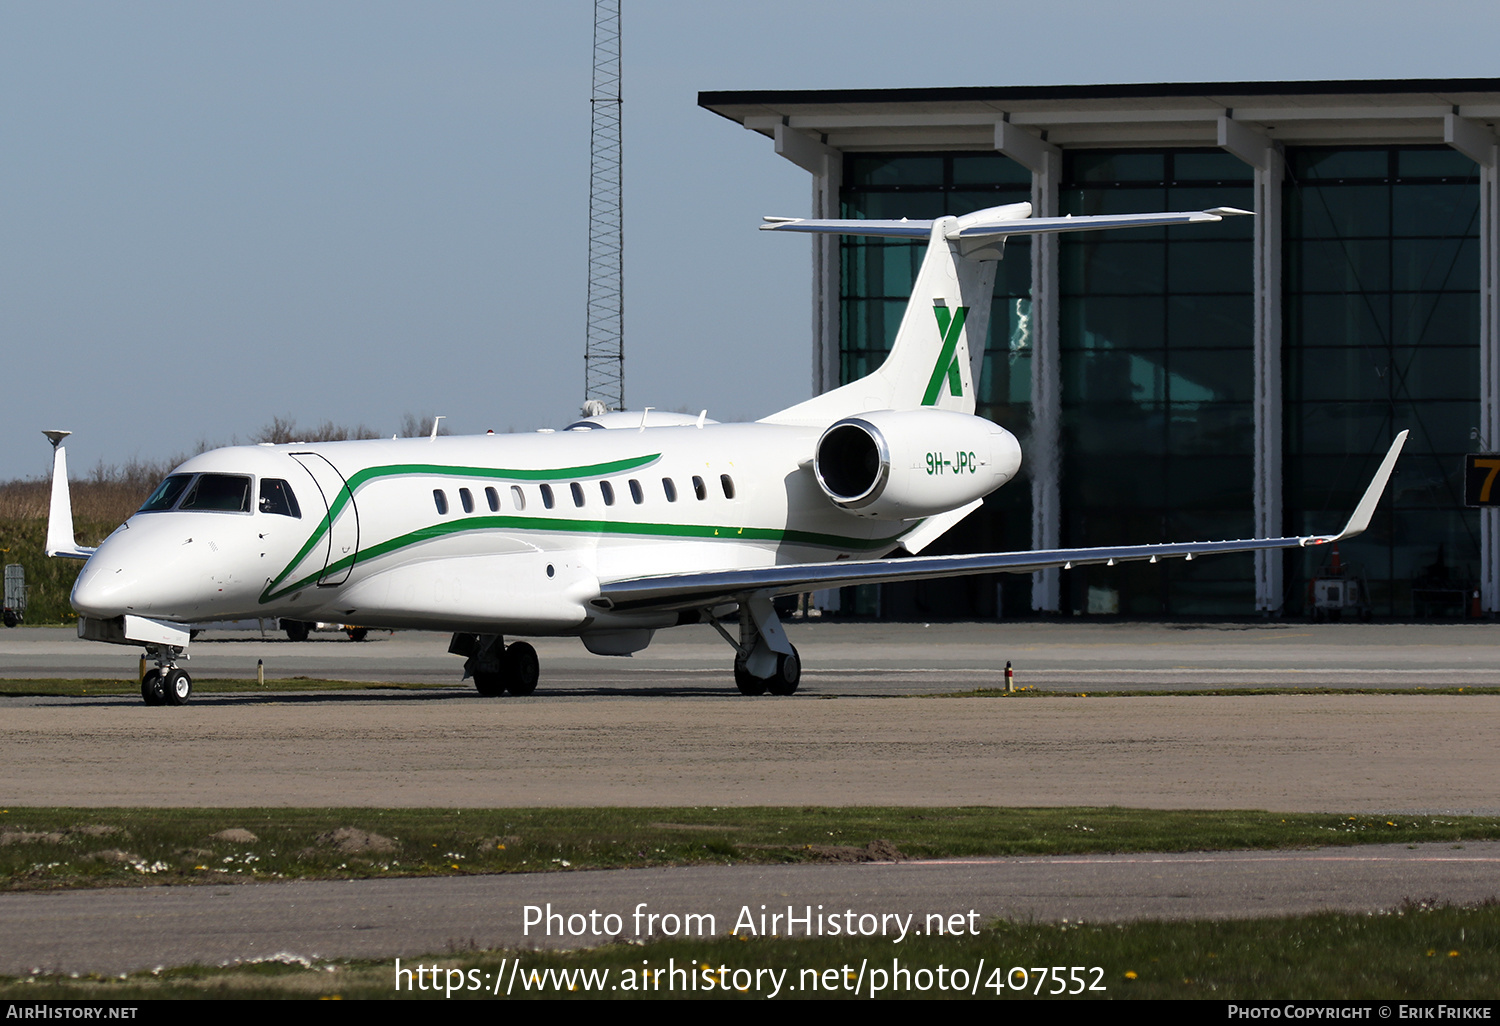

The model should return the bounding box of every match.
[1007,966,1107,995]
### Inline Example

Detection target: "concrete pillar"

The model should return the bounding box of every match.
[997,120,1062,612]
[1447,115,1500,611]
[1220,116,1284,613]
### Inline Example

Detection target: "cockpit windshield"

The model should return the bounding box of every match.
[138,475,193,512]
[180,474,252,512]
[138,473,253,514]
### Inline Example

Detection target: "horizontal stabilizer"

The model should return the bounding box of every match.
[761,204,1252,241]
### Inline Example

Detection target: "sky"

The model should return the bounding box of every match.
[3,0,1498,481]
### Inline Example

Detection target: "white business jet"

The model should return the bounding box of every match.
[45,201,1407,705]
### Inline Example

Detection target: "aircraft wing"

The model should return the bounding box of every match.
[598,431,1406,614]
[43,435,97,561]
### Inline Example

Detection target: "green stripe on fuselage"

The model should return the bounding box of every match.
[264,454,664,601]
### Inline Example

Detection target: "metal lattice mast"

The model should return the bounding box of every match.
[584,0,623,411]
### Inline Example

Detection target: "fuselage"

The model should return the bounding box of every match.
[70,421,947,638]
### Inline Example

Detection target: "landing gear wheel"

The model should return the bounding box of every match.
[733,654,768,696]
[284,620,310,642]
[141,669,166,706]
[766,647,801,696]
[163,668,192,706]
[346,628,368,642]
[473,671,504,697]
[504,642,539,697]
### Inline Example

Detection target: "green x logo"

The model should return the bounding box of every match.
[921,305,969,406]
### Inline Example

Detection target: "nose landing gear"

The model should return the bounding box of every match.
[139,645,191,706]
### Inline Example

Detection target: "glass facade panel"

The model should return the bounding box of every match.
[1170,151,1253,182]
[1070,152,1165,183]
[1283,145,1480,615]
[1063,241,1166,293]
[1391,292,1480,347]
[1063,296,1164,350]
[1059,149,1255,613]
[1289,240,1391,292]
[1288,293,1389,347]
[1393,183,1482,236]
[1292,149,1389,179]
[848,156,944,187]
[1287,185,1391,238]
[1165,294,1254,349]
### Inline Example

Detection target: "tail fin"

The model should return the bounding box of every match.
[760,203,1021,425]
[759,202,1251,426]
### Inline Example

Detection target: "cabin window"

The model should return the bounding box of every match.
[600,480,615,506]
[720,474,736,499]
[510,485,526,511]
[692,475,707,500]
[662,477,677,502]
[540,484,554,509]
[180,474,252,513]
[139,475,192,512]
[485,486,500,512]
[570,482,585,508]
[628,479,643,504]
[258,479,301,518]
[433,489,449,515]
[459,487,474,514]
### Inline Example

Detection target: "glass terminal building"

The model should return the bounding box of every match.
[700,80,1500,619]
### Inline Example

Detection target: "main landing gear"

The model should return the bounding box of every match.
[450,633,540,697]
[139,644,191,706]
[710,593,800,696]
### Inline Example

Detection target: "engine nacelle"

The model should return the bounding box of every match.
[813,410,1021,520]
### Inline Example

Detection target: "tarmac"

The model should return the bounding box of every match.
[2,619,1497,974]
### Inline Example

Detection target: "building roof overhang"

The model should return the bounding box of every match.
[699,78,1500,153]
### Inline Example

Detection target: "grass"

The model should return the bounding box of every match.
[4,806,1499,893]
[3,902,1496,999]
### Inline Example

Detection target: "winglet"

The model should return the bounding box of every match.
[43,430,94,560]
[1323,430,1409,543]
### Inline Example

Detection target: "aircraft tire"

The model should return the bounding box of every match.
[163,668,192,706]
[284,620,311,642]
[766,647,801,696]
[733,654,768,696]
[505,642,539,697]
[141,669,166,706]
[473,671,505,697]
[347,628,369,642]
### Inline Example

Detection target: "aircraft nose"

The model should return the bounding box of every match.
[70,518,226,619]
[71,546,145,618]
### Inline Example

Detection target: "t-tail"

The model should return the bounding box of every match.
[759,201,1251,426]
